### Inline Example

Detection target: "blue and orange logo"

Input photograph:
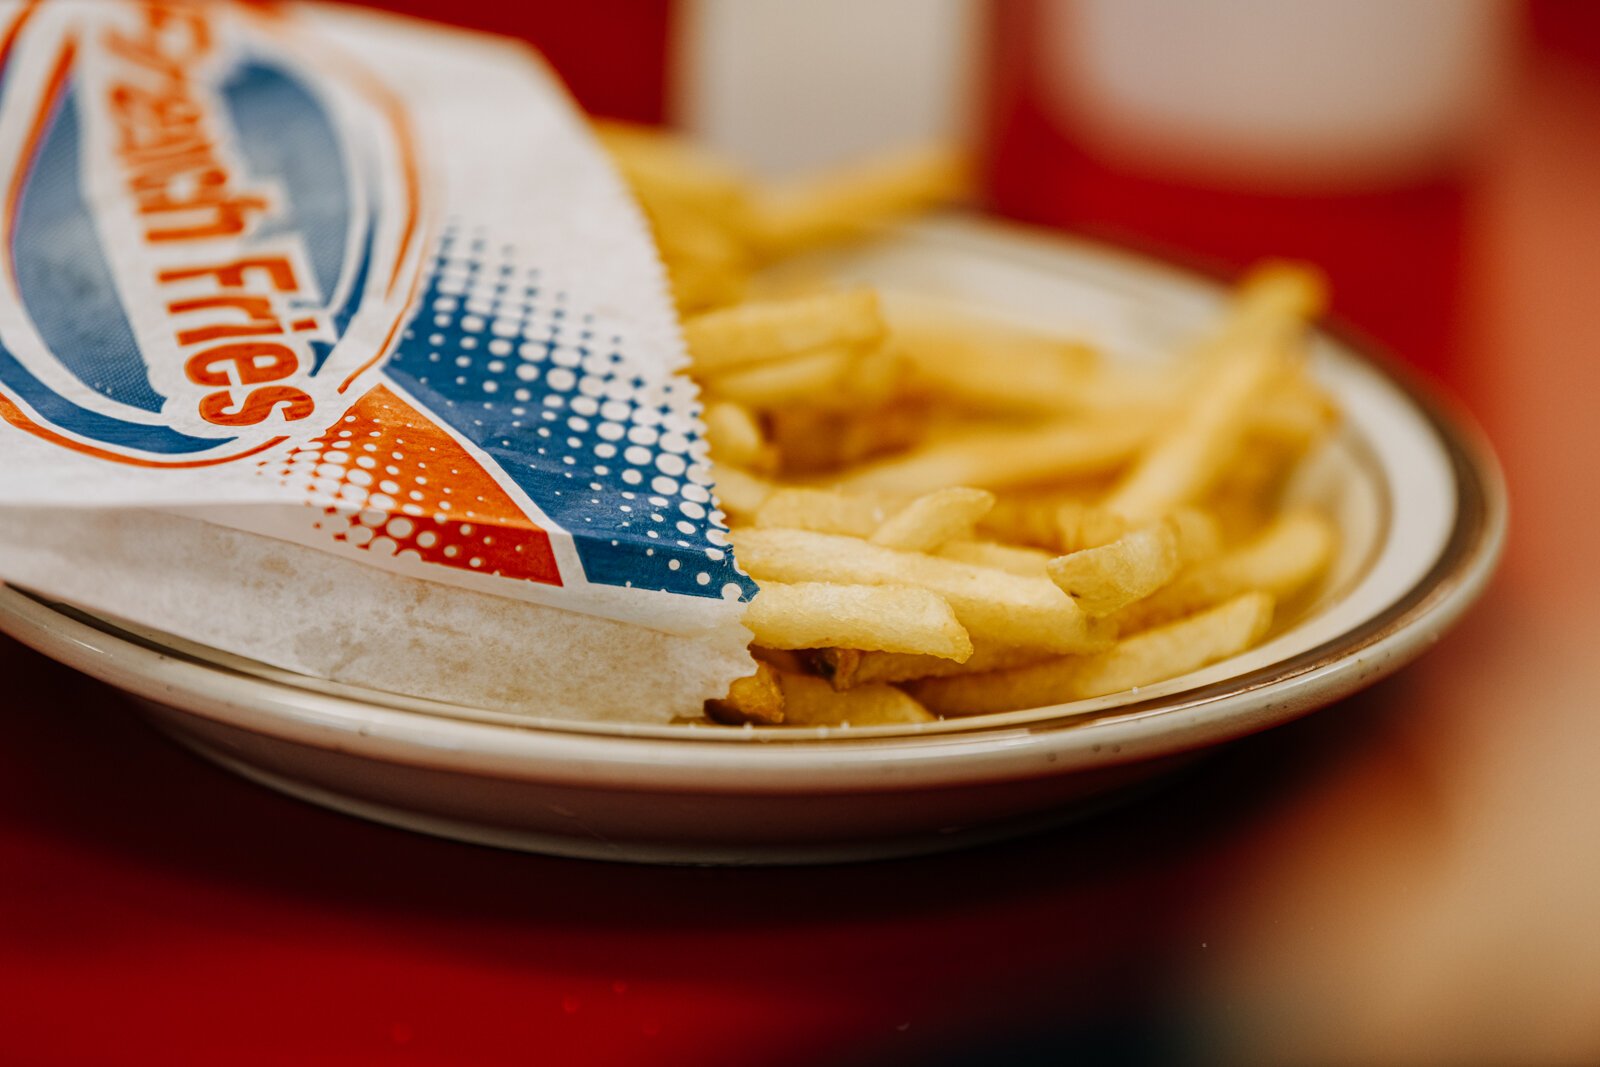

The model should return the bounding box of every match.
[0,0,423,467]
[0,0,755,603]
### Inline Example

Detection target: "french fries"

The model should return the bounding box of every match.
[603,126,1342,728]
[812,642,1053,689]
[1102,266,1326,523]
[911,592,1277,716]
[701,347,857,407]
[1047,521,1184,617]
[683,289,885,375]
[733,527,1112,654]
[754,487,898,537]
[703,401,777,474]
[706,661,785,725]
[750,144,970,258]
[1111,509,1336,632]
[708,466,774,522]
[1045,509,1220,617]
[836,414,1157,495]
[776,671,936,726]
[887,299,1100,414]
[870,487,994,552]
[742,581,971,659]
[934,539,1054,577]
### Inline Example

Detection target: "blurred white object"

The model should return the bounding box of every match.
[673,0,978,177]
[1041,0,1512,189]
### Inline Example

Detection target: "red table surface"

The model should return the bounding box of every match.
[5,6,1600,1066]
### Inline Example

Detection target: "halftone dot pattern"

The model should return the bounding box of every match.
[375,223,754,601]
[259,384,561,584]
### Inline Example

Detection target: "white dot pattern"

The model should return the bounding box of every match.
[380,224,753,599]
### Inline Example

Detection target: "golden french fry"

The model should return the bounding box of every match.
[635,183,747,267]
[870,487,995,552]
[703,401,776,474]
[775,671,935,726]
[1054,503,1222,559]
[934,539,1054,577]
[1167,507,1224,564]
[595,120,751,225]
[1114,509,1336,632]
[743,581,971,659]
[660,253,748,315]
[886,298,1101,413]
[711,465,775,521]
[682,289,884,376]
[607,122,1342,728]
[812,641,1055,689]
[750,145,969,257]
[767,403,928,473]
[1049,508,1222,617]
[731,527,1111,653]
[835,414,1155,495]
[1054,502,1131,553]
[700,347,857,407]
[705,661,786,725]
[1102,344,1284,522]
[911,592,1276,716]
[799,345,905,411]
[749,646,810,674]
[627,176,752,314]
[754,487,899,537]
[1047,521,1183,617]
[1104,264,1325,522]
[1252,370,1340,449]
[979,487,1102,549]
[1197,262,1327,361]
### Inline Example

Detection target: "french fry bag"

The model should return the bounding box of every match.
[0,0,756,721]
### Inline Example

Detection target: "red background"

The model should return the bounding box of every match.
[4,2,1600,1064]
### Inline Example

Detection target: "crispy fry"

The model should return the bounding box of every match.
[683,289,884,376]
[700,347,858,407]
[1047,521,1183,617]
[1253,369,1340,448]
[1102,343,1284,522]
[711,465,775,521]
[754,487,899,537]
[835,414,1155,495]
[934,539,1054,577]
[742,581,971,659]
[1047,507,1224,617]
[610,125,1342,728]
[1114,509,1336,632]
[980,487,1102,549]
[870,487,995,552]
[768,403,928,473]
[595,120,751,226]
[660,253,748,315]
[705,661,786,725]
[1167,507,1224,564]
[775,671,935,726]
[887,298,1101,413]
[911,592,1276,716]
[811,642,1054,689]
[703,400,776,474]
[1054,502,1132,553]
[749,646,809,674]
[750,145,969,257]
[801,345,905,411]
[731,527,1111,653]
[1104,265,1325,522]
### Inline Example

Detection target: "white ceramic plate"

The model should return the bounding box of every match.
[0,218,1506,864]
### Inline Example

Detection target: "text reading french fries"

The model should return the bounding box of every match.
[603,126,1339,728]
